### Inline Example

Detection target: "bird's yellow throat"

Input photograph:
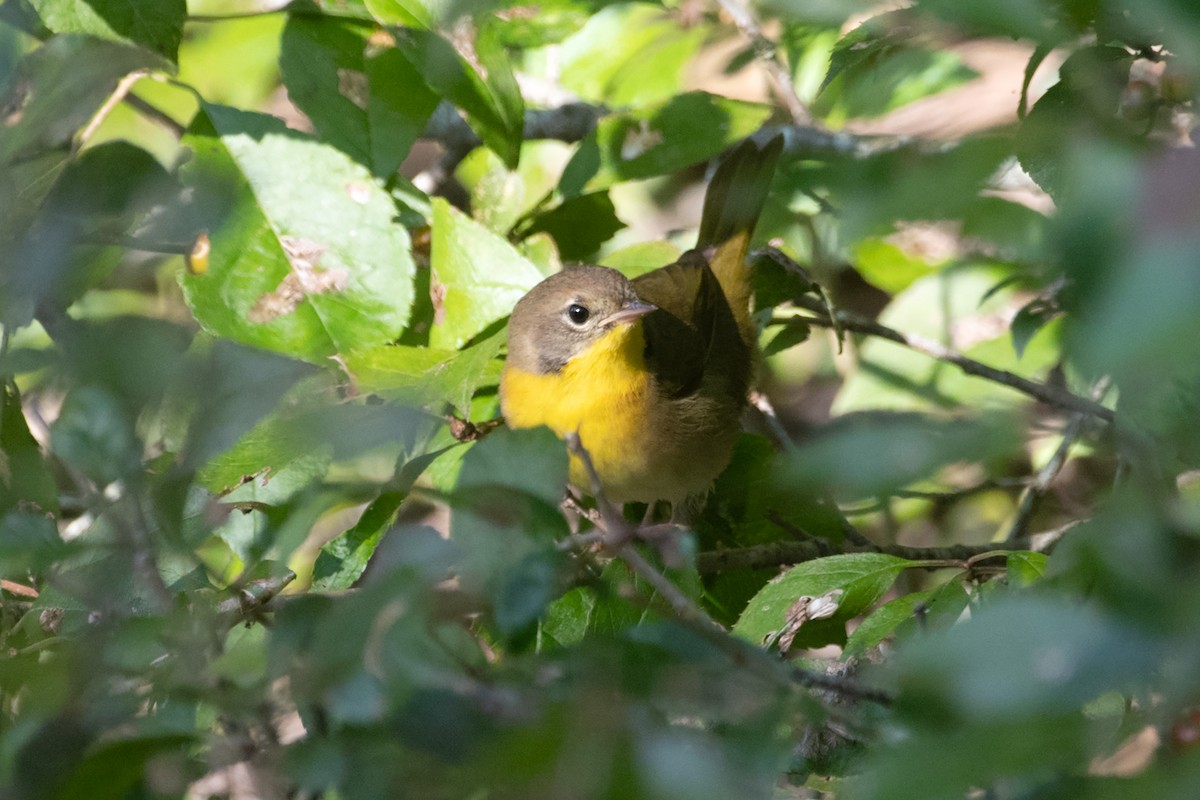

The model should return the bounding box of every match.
[500,319,654,501]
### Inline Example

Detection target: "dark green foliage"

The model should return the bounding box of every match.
[3,1,1200,798]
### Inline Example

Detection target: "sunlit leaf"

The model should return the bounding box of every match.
[733,553,911,648]
[429,197,542,350]
[600,240,682,278]
[559,92,772,197]
[312,490,406,590]
[280,16,440,177]
[364,0,433,28]
[392,26,524,168]
[345,328,503,416]
[178,105,415,362]
[558,3,707,106]
[1007,551,1049,586]
[817,21,977,124]
[28,0,186,61]
[851,236,944,295]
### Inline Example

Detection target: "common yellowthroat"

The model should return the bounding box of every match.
[501,135,783,506]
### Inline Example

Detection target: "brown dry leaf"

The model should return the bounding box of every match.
[248,237,348,324]
[621,120,664,160]
[775,589,845,654]
[336,68,369,110]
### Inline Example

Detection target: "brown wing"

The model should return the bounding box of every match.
[634,251,747,400]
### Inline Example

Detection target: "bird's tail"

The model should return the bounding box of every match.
[696,133,784,345]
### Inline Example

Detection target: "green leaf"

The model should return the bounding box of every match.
[893,595,1160,722]
[0,37,166,328]
[450,427,569,599]
[558,3,707,106]
[559,92,773,197]
[345,328,504,416]
[0,37,163,167]
[198,400,430,498]
[364,0,434,28]
[49,385,141,486]
[1010,297,1059,359]
[524,191,625,260]
[483,1,589,48]
[465,155,529,235]
[914,0,1070,46]
[762,321,811,358]
[366,46,443,177]
[0,511,67,576]
[833,265,1062,414]
[28,0,186,61]
[429,197,543,350]
[178,339,316,473]
[474,15,526,161]
[212,624,269,689]
[733,553,912,648]
[817,137,1012,242]
[817,34,976,124]
[23,143,177,313]
[960,196,1049,263]
[495,549,565,635]
[178,105,415,362]
[843,589,934,658]
[1015,47,1131,199]
[312,490,406,590]
[0,383,58,515]
[456,426,567,507]
[780,411,1021,501]
[540,561,647,648]
[302,0,374,18]
[600,240,682,278]
[280,16,440,177]
[856,715,1088,800]
[1007,550,1049,586]
[393,26,524,168]
[55,734,194,800]
[851,236,945,295]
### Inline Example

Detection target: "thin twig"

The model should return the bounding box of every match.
[561,434,893,703]
[122,490,176,612]
[841,477,1033,514]
[123,94,187,138]
[417,99,910,174]
[717,0,816,126]
[1005,376,1111,542]
[748,389,797,450]
[74,69,151,153]
[697,537,1029,575]
[564,432,634,548]
[416,100,607,184]
[777,301,1115,422]
[216,573,297,621]
[792,666,894,706]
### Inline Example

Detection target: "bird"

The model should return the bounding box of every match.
[500,134,783,509]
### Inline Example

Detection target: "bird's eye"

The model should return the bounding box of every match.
[566,303,590,325]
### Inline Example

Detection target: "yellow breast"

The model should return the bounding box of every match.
[500,322,655,502]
